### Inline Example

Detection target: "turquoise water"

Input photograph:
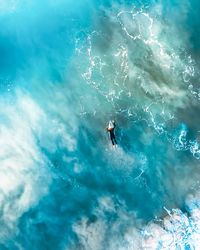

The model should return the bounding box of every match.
[0,0,200,249]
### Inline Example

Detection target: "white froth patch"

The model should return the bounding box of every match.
[73,193,200,250]
[0,94,51,208]
[0,88,79,240]
[0,92,52,238]
[142,205,200,249]
[73,218,106,250]
[98,196,115,213]
[73,195,142,250]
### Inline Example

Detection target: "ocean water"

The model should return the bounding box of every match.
[0,0,200,249]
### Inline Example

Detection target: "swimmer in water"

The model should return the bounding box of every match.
[106,120,117,146]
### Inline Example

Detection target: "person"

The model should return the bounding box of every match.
[106,120,117,146]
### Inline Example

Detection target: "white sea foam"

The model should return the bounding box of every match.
[73,193,200,250]
[0,92,52,239]
[0,88,79,240]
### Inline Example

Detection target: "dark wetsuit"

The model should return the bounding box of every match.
[108,123,117,145]
[109,128,117,145]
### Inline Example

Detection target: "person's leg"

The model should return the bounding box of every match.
[113,135,117,145]
[110,132,115,145]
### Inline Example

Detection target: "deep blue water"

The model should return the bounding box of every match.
[0,0,200,249]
